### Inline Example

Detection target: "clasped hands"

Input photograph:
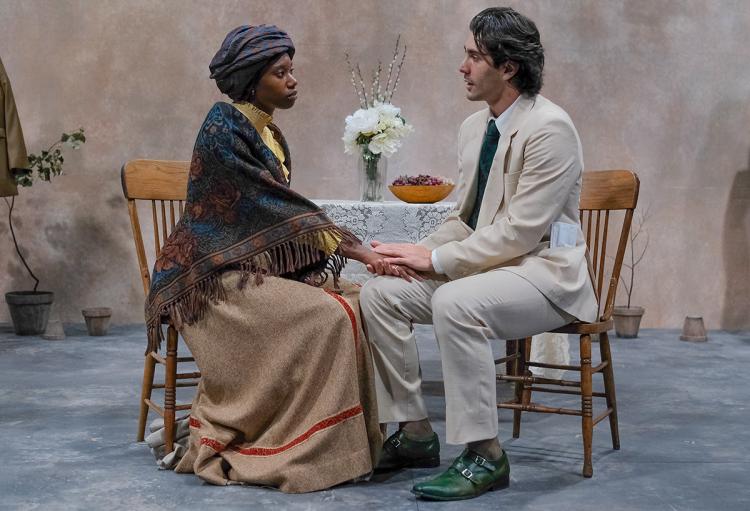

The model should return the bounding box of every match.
[363,240,433,282]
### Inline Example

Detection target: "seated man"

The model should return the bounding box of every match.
[360,6,598,501]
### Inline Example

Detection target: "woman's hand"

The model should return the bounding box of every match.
[364,251,423,282]
[338,238,420,282]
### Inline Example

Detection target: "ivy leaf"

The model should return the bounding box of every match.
[20,126,86,187]
[13,168,32,186]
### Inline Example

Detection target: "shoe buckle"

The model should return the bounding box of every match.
[391,438,401,448]
[461,468,474,480]
[474,455,486,466]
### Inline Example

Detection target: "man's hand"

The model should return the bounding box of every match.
[363,249,423,282]
[370,240,434,272]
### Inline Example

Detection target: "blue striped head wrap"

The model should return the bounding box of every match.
[209,24,295,101]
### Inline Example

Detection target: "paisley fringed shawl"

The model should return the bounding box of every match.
[145,101,356,352]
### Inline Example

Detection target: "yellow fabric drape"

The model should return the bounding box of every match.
[232,102,290,182]
[0,57,28,197]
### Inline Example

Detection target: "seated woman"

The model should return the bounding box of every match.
[145,25,397,493]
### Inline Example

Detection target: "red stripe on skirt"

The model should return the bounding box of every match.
[323,289,359,347]
[197,404,363,456]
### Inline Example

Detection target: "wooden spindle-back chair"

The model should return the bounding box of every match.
[497,169,640,478]
[121,159,198,454]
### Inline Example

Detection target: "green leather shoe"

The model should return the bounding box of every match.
[375,429,441,472]
[411,449,510,501]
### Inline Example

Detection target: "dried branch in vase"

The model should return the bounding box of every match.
[344,35,407,107]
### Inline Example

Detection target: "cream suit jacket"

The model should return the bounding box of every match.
[421,94,598,323]
[0,57,27,197]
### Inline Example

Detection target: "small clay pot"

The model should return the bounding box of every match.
[612,306,645,338]
[82,307,112,336]
[42,319,66,341]
[680,316,707,342]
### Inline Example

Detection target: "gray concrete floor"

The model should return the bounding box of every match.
[0,323,748,511]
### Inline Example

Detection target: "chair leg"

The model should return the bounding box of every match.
[598,331,620,450]
[521,337,533,404]
[164,325,178,454]
[580,334,593,477]
[511,339,523,437]
[137,352,157,442]
[513,337,533,438]
[506,339,517,376]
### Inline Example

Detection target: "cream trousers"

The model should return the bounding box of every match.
[360,270,575,445]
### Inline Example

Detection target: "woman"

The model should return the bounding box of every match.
[146,25,391,493]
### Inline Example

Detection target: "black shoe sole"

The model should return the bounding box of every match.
[374,456,441,473]
[411,474,510,501]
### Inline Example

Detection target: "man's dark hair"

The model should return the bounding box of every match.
[469,7,545,95]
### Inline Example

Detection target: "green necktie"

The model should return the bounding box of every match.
[467,120,500,230]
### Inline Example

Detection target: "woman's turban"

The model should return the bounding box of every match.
[209,24,295,101]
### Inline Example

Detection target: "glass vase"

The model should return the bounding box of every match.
[358,147,387,202]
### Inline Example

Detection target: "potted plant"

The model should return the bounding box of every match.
[4,128,85,335]
[613,205,650,338]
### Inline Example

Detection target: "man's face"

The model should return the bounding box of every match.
[459,32,507,104]
[255,53,298,110]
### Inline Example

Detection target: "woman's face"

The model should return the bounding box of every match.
[254,53,298,112]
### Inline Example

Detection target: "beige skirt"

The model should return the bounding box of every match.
[174,271,381,493]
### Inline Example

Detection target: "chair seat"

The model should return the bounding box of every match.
[551,318,614,335]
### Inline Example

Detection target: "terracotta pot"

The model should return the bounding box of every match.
[680,316,707,342]
[612,306,645,338]
[82,307,112,336]
[5,291,54,336]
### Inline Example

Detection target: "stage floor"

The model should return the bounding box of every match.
[1,324,748,511]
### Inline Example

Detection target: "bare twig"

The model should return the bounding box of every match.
[4,196,40,292]
[345,35,406,106]
[632,233,649,267]
[383,34,401,101]
[388,43,407,102]
[374,61,383,103]
[345,53,366,108]
[627,229,635,307]
[619,203,651,307]
[355,64,369,107]
[369,67,377,107]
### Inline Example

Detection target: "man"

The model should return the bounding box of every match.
[360,7,598,501]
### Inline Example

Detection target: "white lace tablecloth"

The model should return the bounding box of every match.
[313,199,570,377]
[313,199,455,283]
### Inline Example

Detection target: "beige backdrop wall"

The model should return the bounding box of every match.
[1,0,748,329]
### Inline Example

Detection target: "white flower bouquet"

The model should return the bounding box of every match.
[343,101,413,157]
[343,36,413,201]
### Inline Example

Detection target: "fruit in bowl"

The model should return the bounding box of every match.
[389,174,455,203]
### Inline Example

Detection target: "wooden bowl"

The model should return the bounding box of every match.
[389,184,454,204]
